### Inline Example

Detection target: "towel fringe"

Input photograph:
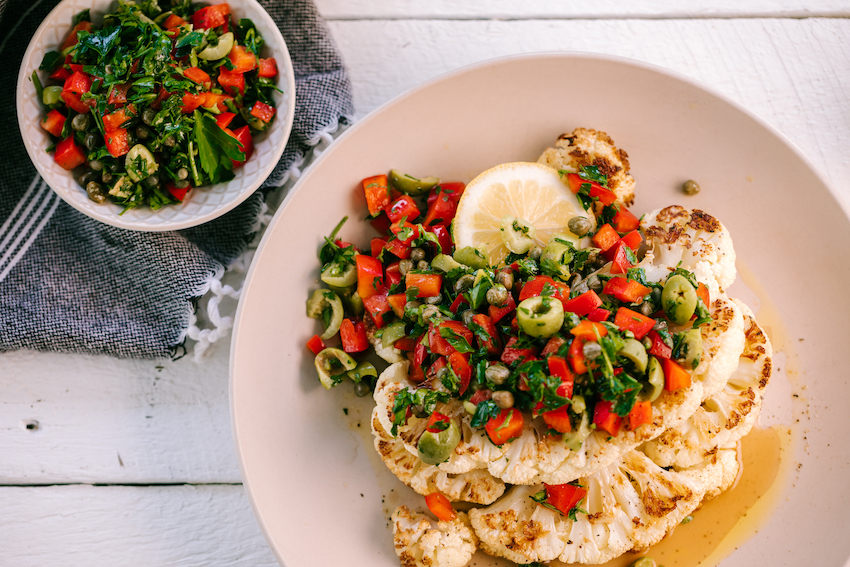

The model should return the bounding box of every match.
[183,116,351,361]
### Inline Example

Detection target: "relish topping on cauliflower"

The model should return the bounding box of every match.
[305,128,772,567]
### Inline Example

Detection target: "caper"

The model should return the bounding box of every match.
[417,260,430,271]
[78,171,96,187]
[485,362,510,385]
[109,163,121,172]
[639,302,653,317]
[353,381,371,397]
[142,108,157,126]
[642,337,652,350]
[410,247,426,262]
[422,305,441,322]
[398,259,414,276]
[528,245,543,260]
[628,557,658,567]
[173,178,190,189]
[572,279,589,295]
[71,113,90,131]
[144,173,160,187]
[592,255,607,269]
[486,284,508,306]
[101,171,114,184]
[164,135,176,147]
[177,167,189,180]
[85,181,106,203]
[568,215,593,237]
[404,300,421,315]
[455,274,475,293]
[586,274,602,292]
[661,274,699,325]
[135,126,151,140]
[42,85,63,106]
[517,296,564,338]
[495,270,514,291]
[84,133,100,150]
[682,180,700,196]
[89,160,104,172]
[582,341,602,360]
[492,391,515,409]
[461,309,474,327]
[423,293,442,305]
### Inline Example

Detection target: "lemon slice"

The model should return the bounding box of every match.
[452,162,595,265]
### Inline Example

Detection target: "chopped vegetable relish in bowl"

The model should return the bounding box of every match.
[33,0,280,212]
[304,128,770,566]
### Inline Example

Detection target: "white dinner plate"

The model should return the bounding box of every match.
[230,53,850,566]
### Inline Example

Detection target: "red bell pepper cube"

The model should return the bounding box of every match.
[608,241,634,274]
[568,338,587,374]
[165,181,190,202]
[405,272,442,298]
[603,277,650,303]
[363,175,391,217]
[258,57,278,78]
[621,229,642,251]
[425,412,452,433]
[428,224,453,255]
[386,195,421,223]
[163,13,186,29]
[104,128,130,157]
[218,67,245,95]
[485,408,524,445]
[561,290,602,316]
[423,190,460,228]
[193,3,230,29]
[587,307,610,322]
[591,223,620,252]
[570,320,608,341]
[566,173,617,206]
[40,110,66,137]
[369,212,391,235]
[356,255,385,299]
[428,320,473,356]
[542,406,572,433]
[49,65,72,81]
[306,334,326,355]
[339,319,369,352]
[612,207,640,233]
[518,275,568,302]
[370,238,386,258]
[184,66,212,88]
[425,492,457,522]
[541,336,566,357]
[697,283,710,308]
[488,293,516,324]
[387,293,407,318]
[426,182,465,208]
[449,294,468,314]
[229,45,257,73]
[448,351,472,395]
[547,355,574,396]
[181,92,206,113]
[471,313,501,355]
[61,71,93,114]
[662,358,692,391]
[107,83,130,106]
[363,294,391,328]
[385,262,403,288]
[61,20,94,50]
[383,237,411,260]
[227,125,252,167]
[501,337,539,365]
[647,330,672,359]
[250,101,276,123]
[390,220,419,246]
[613,307,655,340]
[593,400,622,437]
[394,338,416,351]
[627,400,652,430]
[102,108,132,132]
[201,92,232,112]
[544,483,588,516]
[215,112,236,129]
[53,136,86,170]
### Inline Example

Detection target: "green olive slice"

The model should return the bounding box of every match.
[642,356,665,402]
[563,410,591,451]
[540,236,574,277]
[675,328,703,370]
[314,347,356,390]
[499,215,536,254]
[453,246,489,269]
[662,274,698,325]
[618,338,648,373]
[42,85,63,106]
[389,169,439,196]
[417,420,461,465]
[321,260,357,288]
[381,321,407,349]
[431,253,464,273]
[347,361,377,383]
[125,144,158,182]
[516,296,564,338]
[198,31,234,60]
[305,289,344,339]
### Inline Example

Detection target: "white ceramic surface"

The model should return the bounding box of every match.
[17,0,295,231]
[233,52,848,566]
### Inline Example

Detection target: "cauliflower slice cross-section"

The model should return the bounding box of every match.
[392,506,478,567]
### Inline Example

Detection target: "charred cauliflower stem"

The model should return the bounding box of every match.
[305,128,773,566]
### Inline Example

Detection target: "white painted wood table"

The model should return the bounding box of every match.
[2,2,848,565]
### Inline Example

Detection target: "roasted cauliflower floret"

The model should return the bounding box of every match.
[392,506,478,567]
[538,127,635,209]
[640,206,737,294]
[693,294,746,399]
[643,300,771,468]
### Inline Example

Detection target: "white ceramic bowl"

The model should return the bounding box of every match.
[17,0,295,231]
[231,53,850,566]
